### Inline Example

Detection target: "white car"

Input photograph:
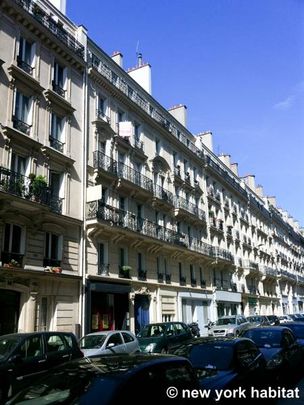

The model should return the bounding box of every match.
[208,315,249,337]
[79,330,139,357]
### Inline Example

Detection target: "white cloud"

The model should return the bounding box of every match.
[273,95,295,110]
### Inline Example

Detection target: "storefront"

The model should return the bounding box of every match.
[87,281,131,333]
[178,291,212,335]
[215,290,242,318]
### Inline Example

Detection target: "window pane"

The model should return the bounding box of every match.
[12,225,21,253]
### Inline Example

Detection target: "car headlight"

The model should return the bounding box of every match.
[144,343,157,353]
[226,328,235,335]
[266,354,283,370]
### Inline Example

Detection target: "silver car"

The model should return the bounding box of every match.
[79,330,139,357]
[208,315,249,337]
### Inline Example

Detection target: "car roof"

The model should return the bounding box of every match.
[83,330,133,337]
[0,331,74,340]
[285,322,304,326]
[244,326,289,332]
[178,336,253,347]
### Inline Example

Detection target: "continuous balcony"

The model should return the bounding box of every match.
[93,151,153,195]
[0,167,63,214]
[12,0,84,59]
[153,184,174,207]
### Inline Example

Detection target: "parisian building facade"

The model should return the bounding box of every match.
[0,0,303,337]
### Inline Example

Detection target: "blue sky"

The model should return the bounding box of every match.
[67,0,304,227]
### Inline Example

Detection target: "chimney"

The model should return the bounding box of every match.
[168,104,187,127]
[49,0,66,14]
[128,53,152,95]
[111,51,123,68]
[218,154,231,168]
[267,196,277,208]
[230,163,239,176]
[256,184,264,198]
[242,175,256,192]
[197,131,213,151]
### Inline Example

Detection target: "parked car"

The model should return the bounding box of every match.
[288,314,304,322]
[278,315,293,324]
[284,322,304,347]
[137,322,192,353]
[0,331,83,403]
[246,315,270,327]
[6,353,200,404]
[266,315,280,326]
[241,326,303,382]
[170,337,266,395]
[79,330,139,357]
[208,315,249,337]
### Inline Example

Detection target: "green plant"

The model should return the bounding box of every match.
[28,174,48,201]
[121,265,132,272]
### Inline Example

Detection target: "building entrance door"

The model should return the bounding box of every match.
[0,289,20,335]
[134,295,150,335]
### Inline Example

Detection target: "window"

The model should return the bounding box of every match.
[53,61,66,97]
[117,110,125,123]
[50,113,65,152]
[11,153,27,175]
[46,334,67,353]
[13,90,32,134]
[122,332,134,343]
[16,335,43,360]
[107,333,123,347]
[44,232,62,266]
[17,36,35,74]
[49,171,62,198]
[155,138,160,155]
[4,223,24,255]
[39,297,49,331]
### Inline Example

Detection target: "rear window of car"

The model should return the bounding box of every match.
[243,329,281,348]
[189,344,234,370]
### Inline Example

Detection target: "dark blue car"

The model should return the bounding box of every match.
[170,337,266,395]
[285,322,304,348]
[241,326,303,382]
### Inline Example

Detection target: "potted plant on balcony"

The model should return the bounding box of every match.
[120,265,132,278]
[28,174,48,202]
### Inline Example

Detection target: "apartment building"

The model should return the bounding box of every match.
[0,0,85,335]
[0,0,303,337]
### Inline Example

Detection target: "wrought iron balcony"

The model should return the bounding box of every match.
[14,0,84,58]
[243,260,259,271]
[153,184,174,205]
[12,115,31,135]
[165,274,171,284]
[180,276,187,286]
[49,136,64,153]
[119,265,131,279]
[191,278,197,287]
[0,167,63,213]
[213,247,234,262]
[98,263,110,276]
[138,269,147,281]
[174,196,199,217]
[17,56,33,75]
[1,252,24,268]
[200,280,206,288]
[134,138,144,152]
[52,81,66,98]
[96,109,110,123]
[158,273,164,283]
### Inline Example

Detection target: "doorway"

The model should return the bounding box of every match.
[134,295,150,334]
[0,289,20,335]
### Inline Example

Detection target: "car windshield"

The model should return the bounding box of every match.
[0,335,22,360]
[243,330,282,348]
[189,344,234,371]
[216,317,236,326]
[137,325,166,338]
[79,335,107,349]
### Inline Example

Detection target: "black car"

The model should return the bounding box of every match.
[169,337,266,397]
[137,322,192,353]
[266,315,280,326]
[0,331,83,402]
[241,326,303,382]
[7,353,200,404]
[285,322,304,348]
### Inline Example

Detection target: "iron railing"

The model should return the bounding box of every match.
[49,136,64,153]
[17,56,33,74]
[12,116,31,135]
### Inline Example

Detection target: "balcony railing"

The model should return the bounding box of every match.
[119,266,131,279]
[134,138,144,152]
[191,278,197,287]
[158,273,164,283]
[52,81,66,98]
[153,184,174,205]
[165,274,171,284]
[0,167,62,213]
[1,252,24,268]
[98,263,110,276]
[96,109,110,123]
[174,196,199,217]
[49,136,64,153]
[14,0,84,58]
[180,276,187,286]
[17,56,34,75]
[12,116,31,135]
[138,269,147,281]
[243,260,259,271]
[213,247,234,262]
